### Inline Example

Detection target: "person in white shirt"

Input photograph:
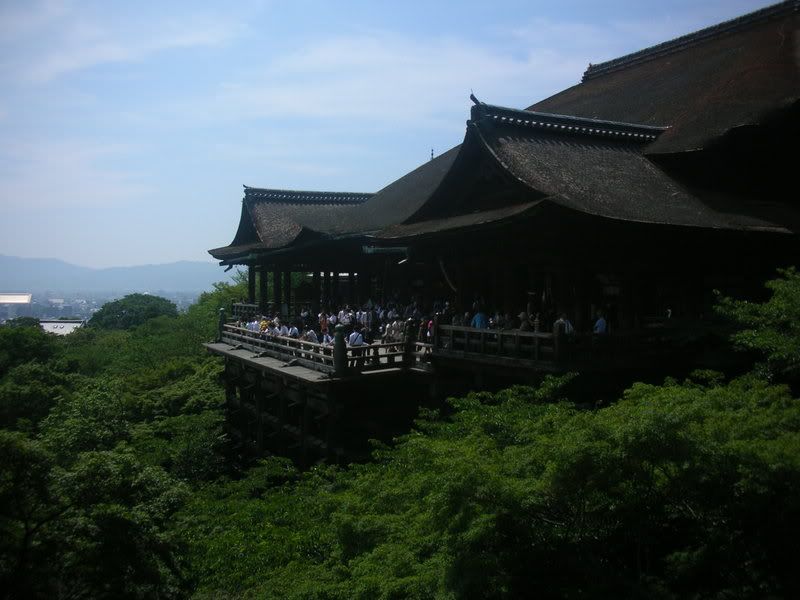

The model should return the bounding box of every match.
[275,319,289,337]
[348,324,365,368]
[288,324,299,338]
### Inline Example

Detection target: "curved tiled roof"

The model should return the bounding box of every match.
[582,1,797,81]
[529,1,799,154]
[208,188,373,260]
[467,102,789,232]
[210,3,798,261]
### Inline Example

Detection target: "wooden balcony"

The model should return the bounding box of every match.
[433,324,561,371]
[216,323,432,378]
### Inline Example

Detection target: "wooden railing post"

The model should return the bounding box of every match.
[432,313,440,350]
[333,324,347,378]
[404,318,417,368]
[553,322,564,361]
[217,308,226,342]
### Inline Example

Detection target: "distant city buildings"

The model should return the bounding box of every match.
[0,293,32,320]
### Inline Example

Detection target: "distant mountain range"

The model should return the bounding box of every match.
[0,255,235,293]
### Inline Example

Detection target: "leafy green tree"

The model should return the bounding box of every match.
[38,379,134,458]
[89,293,178,330]
[0,362,75,430]
[177,374,800,599]
[0,322,57,378]
[717,266,800,380]
[4,317,41,328]
[0,434,190,599]
[0,431,61,598]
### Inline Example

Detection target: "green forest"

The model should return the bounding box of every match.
[1,271,799,599]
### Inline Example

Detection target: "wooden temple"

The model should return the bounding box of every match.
[206,1,800,463]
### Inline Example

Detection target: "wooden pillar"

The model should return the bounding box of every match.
[312,271,321,315]
[382,259,391,306]
[247,265,256,304]
[323,271,331,309]
[503,264,515,315]
[348,272,356,306]
[283,271,292,317]
[259,266,269,314]
[332,272,340,306]
[357,268,368,306]
[273,268,282,313]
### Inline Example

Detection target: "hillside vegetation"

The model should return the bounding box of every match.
[1,270,799,599]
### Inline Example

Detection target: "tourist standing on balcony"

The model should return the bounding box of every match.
[593,311,608,335]
[470,307,488,329]
[348,324,365,368]
[554,313,574,336]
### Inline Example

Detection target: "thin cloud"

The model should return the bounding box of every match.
[1,4,244,84]
[209,32,587,127]
[0,139,151,210]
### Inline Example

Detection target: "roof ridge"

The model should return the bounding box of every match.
[582,0,798,82]
[470,101,668,142]
[243,186,373,205]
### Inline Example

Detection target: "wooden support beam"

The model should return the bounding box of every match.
[283,271,292,318]
[259,266,269,315]
[247,265,256,304]
[323,271,331,309]
[332,272,340,305]
[273,268,282,314]
[348,272,356,306]
[311,270,321,315]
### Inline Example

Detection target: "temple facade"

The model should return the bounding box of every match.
[206,1,800,463]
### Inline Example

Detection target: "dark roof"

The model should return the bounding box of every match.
[582,1,797,81]
[377,200,542,240]
[465,102,789,232]
[529,1,799,154]
[208,188,373,260]
[210,3,797,261]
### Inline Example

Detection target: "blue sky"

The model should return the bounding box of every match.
[0,0,774,268]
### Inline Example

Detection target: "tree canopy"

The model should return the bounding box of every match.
[89,293,178,330]
[1,270,799,598]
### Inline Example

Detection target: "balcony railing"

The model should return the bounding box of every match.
[433,324,560,368]
[219,323,432,376]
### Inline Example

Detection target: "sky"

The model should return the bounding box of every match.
[0,0,776,268]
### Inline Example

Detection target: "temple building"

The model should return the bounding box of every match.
[206,1,800,463]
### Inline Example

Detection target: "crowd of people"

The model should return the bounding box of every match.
[234,295,610,353]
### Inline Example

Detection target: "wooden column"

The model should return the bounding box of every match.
[258,266,269,314]
[283,271,292,317]
[362,267,374,306]
[332,272,340,306]
[247,265,256,304]
[323,271,331,309]
[348,272,356,306]
[312,271,321,315]
[503,264,515,315]
[273,268,282,313]
[382,259,391,306]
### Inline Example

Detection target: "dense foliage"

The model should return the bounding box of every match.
[1,269,798,598]
[88,293,179,330]
[716,266,800,381]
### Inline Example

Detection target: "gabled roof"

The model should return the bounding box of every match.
[529,0,799,154]
[466,102,788,232]
[372,100,790,242]
[208,187,373,260]
[209,2,798,262]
